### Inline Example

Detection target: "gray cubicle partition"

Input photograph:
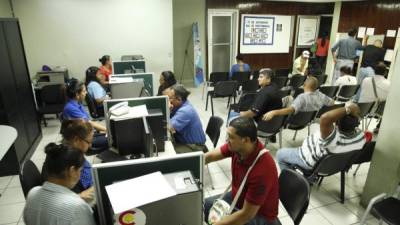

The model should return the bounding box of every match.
[92,152,204,225]
[113,60,146,74]
[112,72,154,96]
[104,96,169,152]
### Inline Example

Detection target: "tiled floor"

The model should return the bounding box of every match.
[0,86,381,225]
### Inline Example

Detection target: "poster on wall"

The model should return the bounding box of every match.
[297,17,319,46]
[240,14,291,54]
[192,22,204,87]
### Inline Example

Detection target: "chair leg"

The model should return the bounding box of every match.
[227,96,231,108]
[307,124,311,136]
[279,130,282,148]
[211,97,215,116]
[227,106,232,124]
[340,171,345,204]
[42,116,48,127]
[353,164,362,176]
[359,193,387,225]
[206,164,215,190]
[292,130,298,141]
[205,93,209,111]
[318,177,324,186]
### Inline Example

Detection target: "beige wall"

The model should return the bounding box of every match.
[0,0,12,17]
[172,0,206,86]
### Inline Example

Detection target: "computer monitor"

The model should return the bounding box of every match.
[110,78,144,99]
[110,116,154,158]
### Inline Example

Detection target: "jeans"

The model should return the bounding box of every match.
[204,192,275,225]
[228,111,240,124]
[92,133,108,151]
[354,66,374,102]
[276,147,312,171]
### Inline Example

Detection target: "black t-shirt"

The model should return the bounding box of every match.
[361,45,385,67]
[251,83,282,121]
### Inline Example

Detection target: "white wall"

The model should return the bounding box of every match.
[12,0,173,81]
[0,0,12,17]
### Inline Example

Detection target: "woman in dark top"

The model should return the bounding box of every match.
[157,71,177,95]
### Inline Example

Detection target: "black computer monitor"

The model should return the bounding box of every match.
[110,116,154,158]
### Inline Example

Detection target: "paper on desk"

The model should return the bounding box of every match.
[105,171,177,214]
[109,76,134,84]
[110,105,149,120]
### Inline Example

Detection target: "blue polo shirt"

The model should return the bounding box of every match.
[229,63,251,78]
[171,101,206,144]
[63,99,90,121]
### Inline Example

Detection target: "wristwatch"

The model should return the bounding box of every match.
[345,105,351,115]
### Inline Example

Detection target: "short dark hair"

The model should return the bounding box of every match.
[43,143,84,179]
[66,78,85,99]
[60,120,93,143]
[348,28,357,37]
[340,66,353,76]
[229,117,257,142]
[337,115,359,133]
[259,68,274,80]
[85,66,100,86]
[236,54,244,61]
[99,55,110,66]
[374,62,387,76]
[171,84,190,101]
[161,71,177,88]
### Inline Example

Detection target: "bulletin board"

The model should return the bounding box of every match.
[297,17,319,47]
[240,14,292,54]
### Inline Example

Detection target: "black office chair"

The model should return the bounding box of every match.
[286,111,317,140]
[205,116,224,189]
[292,88,304,99]
[297,150,361,203]
[277,89,291,99]
[312,74,328,87]
[37,84,66,126]
[85,94,104,120]
[208,72,229,87]
[241,79,259,93]
[277,169,310,225]
[205,81,237,115]
[315,104,345,119]
[319,85,339,99]
[273,77,289,89]
[336,84,360,101]
[366,101,386,130]
[288,75,306,89]
[231,71,250,86]
[351,141,376,176]
[19,160,43,198]
[227,92,257,122]
[275,68,291,77]
[252,70,260,80]
[257,115,287,148]
[357,102,375,130]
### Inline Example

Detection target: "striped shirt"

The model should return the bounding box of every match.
[23,182,95,225]
[292,90,333,113]
[299,128,365,168]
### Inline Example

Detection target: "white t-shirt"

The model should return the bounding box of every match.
[358,75,390,103]
[335,75,357,87]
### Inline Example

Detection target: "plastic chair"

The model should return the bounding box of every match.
[316,104,344,119]
[277,169,310,225]
[366,101,386,130]
[19,160,43,198]
[336,84,360,101]
[205,116,224,189]
[227,92,257,122]
[292,88,304,99]
[231,71,250,85]
[257,115,287,148]
[313,74,328,87]
[241,79,259,93]
[85,94,104,120]
[351,141,376,176]
[251,70,260,80]
[205,81,237,115]
[275,68,291,77]
[288,75,306,89]
[37,84,66,126]
[273,76,289,89]
[277,89,291,100]
[208,72,229,87]
[286,111,317,140]
[357,102,375,130]
[319,85,339,98]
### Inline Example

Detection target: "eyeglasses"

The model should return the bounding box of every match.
[79,136,92,145]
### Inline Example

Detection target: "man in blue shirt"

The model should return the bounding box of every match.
[166,85,207,153]
[229,54,251,79]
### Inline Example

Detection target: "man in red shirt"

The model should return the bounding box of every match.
[204,117,279,225]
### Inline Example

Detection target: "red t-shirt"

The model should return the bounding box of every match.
[99,65,112,81]
[220,140,279,222]
[316,38,330,57]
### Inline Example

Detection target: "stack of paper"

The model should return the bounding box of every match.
[110,105,149,120]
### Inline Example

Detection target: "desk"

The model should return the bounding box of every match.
[0,125,18,160]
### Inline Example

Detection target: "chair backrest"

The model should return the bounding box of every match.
[337,84,360,99]
[277,89,291,99]
[313,75,328,87]
[252,70,260,80]
[19,160,43,198]
[206,116,224,148]
[316,104,344,118]
[257,115,287,134]
[231,71,250,83]
[279,169,310,225]
[313,150,361,177]
[374,101,386,117]
[287,111,317,128]
[352,141,376,165]
[241,80,259,93]
[275,68,290,77]
[288,75,306,89]
[237,92,257,111]
[214,81,237,97]
[292,88,304,99]
[40,84,65,105]
[273,76,289,89]
[209,72,229,84]
[85,94,101,119]
[358,102,375,118]
[319,85,339,98]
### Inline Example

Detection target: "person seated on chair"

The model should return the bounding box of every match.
[357,62,390,103]
[262,76,334,121]
[204,117,279,225]
[276,103,366,172]
[334,66,357,88]
[24,143,96,225]
[63,78,108,151]
[165,84,206,153]
[157,70,177,96]
[229,54,251,79]
[292,50,310,75]
[85,66,109,116]
[98,55,112,84]
[238,68,282,122]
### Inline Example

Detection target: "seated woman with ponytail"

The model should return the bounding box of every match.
[23,143,96,225]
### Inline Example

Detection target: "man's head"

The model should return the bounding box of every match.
[167,84,190,109]
[348,28,357,37]
[374,62,387,77]
[303,76,319,92]
[301,50,310,60]
[374,40,383,48]
[340,66,353,76]
[236,54,244,63]
[337,115,360,134]
[226,117,257,154]
[258,68,274,87]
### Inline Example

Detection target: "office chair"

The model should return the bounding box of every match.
[37,84,66,126]
[257,115,287,148]
[19,160,43,198]
[286,111,317,141]
[319,85,339,99]
[205,116,224,189]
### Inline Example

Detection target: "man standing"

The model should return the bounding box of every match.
[292,50,310,75]
[166,84,206,153]
[331,28,362,83]
[204,117,279,225]
[358,39,386,84]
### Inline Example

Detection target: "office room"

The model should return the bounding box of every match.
[0,0,399,224]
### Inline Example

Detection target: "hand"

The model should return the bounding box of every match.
[262,111,275,121]
[333,58,337,64]
[79,187,94,202]
[345,102,360,117]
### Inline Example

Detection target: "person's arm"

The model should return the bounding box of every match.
[331,41,340,63]
[88,120,106,132]
[240,110,256,118]
[320,103,360,139]
[205,147,226,164]
[243,90,268,118]
[214,200,260,225]
[262,107,294,121]
[79,186,94,202]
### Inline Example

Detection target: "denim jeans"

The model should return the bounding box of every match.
[204,192,276,225]
[92,133,108,151]
[354,66,374,102]
[276,147,312,171]
[228,111,240,124]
